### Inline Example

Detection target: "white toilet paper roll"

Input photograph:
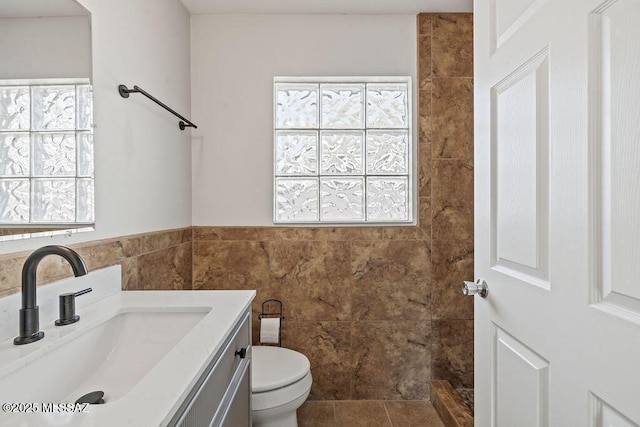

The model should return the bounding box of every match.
[259,317,281,344]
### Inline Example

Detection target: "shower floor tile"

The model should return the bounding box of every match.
[298,400,445,427]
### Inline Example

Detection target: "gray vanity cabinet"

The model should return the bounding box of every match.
[168,310,252,427]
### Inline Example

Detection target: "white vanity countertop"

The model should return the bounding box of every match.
[0,285,255,427]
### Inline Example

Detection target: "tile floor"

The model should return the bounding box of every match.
[298,400,445,427]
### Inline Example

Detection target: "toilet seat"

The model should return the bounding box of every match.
[252,346,310,392]
[251,346,312,412]
[252,371,312,411]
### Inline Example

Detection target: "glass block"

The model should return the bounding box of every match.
[76,85,93,130]
[77,132,94,177]
[367,177,409,221]
[275,131,318,175]
[0,179,29,222]
[366,130,409,174]
[32,85,76,130]
[32,133,76,176]
[275,178,318,222]
[320,177,365,221]
[320,131,364,174]
[0,87,30,130]
[32,179,75,222]
[0,133,30,177]
[366,83,409,129]
[77,178,94,222]
[321,84,365,128]
[275,84,318,128]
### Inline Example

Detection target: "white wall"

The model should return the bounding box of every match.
[191,14,417,226]
[0,16,91,79]
[0,0,192,254]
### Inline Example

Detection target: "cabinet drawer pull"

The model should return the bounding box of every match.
[234,348,247,359]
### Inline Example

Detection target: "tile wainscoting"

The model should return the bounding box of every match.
[0,227,192,298]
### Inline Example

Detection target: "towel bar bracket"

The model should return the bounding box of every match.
[118,84,133,98]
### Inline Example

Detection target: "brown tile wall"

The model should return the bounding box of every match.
[192,227,431,400]
[0,227,192,298]
[421,13,474,393]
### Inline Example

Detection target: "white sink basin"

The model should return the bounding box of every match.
[0,267,255,427]
[0,310,208,404]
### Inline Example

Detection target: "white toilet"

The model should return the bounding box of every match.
[251,346,312,427]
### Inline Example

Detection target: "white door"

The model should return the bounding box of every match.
[474,0,640,425]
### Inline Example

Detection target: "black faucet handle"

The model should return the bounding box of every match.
[55,287,92,326]
[73,288,93,298]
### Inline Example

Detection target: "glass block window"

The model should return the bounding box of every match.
[274,78,412,223]
[0,81,94,225]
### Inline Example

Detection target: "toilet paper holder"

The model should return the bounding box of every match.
[258,299,284,346]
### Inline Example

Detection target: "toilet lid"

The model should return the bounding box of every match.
[251,346,311,393]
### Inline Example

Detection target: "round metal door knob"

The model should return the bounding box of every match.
[462,279,489,298]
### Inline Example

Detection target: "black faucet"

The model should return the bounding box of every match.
[14,245,88,345]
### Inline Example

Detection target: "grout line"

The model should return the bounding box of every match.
[382,401,394,427]
[332,401,338,426]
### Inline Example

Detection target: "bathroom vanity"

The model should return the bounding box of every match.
[0,266,255,426]
[167,305,252,426]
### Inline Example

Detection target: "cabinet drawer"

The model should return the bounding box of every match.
[217,357,251,427]
[169,311,251,427]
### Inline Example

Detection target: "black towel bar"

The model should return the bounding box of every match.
[118,84,197,130]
